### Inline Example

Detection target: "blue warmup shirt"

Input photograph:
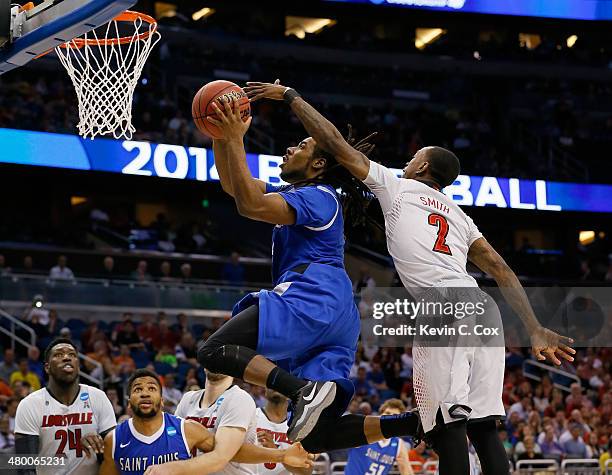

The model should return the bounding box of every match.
[233,182,360,414]
[345,438,401,475]
[113,413,191,475]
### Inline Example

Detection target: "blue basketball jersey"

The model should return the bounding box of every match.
[113,413,191,475]
[345,438,401,475]
[265,183,345,285]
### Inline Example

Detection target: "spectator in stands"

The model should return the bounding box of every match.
[27,347,44,384]
[102,256,115,280]
[180,263,192,283]
[367,362,392,399]
[498,429,514,458]
[0,350,18,384]
[0,397,17,452]
[565,382,589,414]
[0,255,11,276]
[152,318,178,351]
[352,366,377,398]
[81,320,108,353]
[538,425,563,461]
[222,251,245,285]
[175,332,198,367]
[105,387,124,418]
[112,319,144,350]
[138,314,159,348]
[49,255,74,280]
[155,344,178,369]
[113,345,136,378]
[515,436,542,464]
[601,441,611,473]
[508,396,532,420]
[353,266,376,294]
[585,432,603,459]
[130,260,152,282]
[173,313,192,335]
[161,373,182,414]
[159,260,178,282]
[563,423,589,458]
[22,256,34,273]
[358,288,375,319]
[85,340,119,383]
[9,358,41,391]
[46,309,63,338]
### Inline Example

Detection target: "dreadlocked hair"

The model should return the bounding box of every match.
[291,144,384,232]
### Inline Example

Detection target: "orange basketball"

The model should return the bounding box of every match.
[192,80,251,139]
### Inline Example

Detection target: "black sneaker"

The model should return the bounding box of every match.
[287,381,336,442]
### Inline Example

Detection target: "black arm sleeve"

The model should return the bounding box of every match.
[14,433,39,475]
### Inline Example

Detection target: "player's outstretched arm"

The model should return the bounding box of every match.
[244,81,371,180]
[207,97,296,225]
[99,431,120,475]
[396,440,415,475]
[468,237,576,365]
[212,140,267,198]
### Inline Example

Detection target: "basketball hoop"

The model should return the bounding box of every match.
[54,11,161,140]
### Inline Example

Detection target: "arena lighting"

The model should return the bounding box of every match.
[519,33,541,50]
[155,1,177,19]
[285,16,337,39]
[566,35,578,48]
[70,196,87,206]
[579,230,596,245]
[192,7,215,21]
[415,28,445,50]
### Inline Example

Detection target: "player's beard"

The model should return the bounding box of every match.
[131,400,161,419]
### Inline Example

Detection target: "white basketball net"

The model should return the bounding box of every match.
[55,13,161,140]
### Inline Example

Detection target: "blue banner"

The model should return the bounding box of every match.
[326,0,612,21]
[1,128,610,213]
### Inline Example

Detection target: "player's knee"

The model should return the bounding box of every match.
[196,338,222,370]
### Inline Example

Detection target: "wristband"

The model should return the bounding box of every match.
[283,88,301,105]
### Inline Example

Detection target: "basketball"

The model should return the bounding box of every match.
[192,80,251,139]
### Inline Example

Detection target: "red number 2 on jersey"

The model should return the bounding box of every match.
[428,213,452,255]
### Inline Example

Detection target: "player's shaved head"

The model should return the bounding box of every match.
[403,146,460,188]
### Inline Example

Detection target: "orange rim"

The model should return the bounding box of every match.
[59,10,158,49]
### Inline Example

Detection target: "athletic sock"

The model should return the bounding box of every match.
[380,412,420,438]
[266,367,307,401]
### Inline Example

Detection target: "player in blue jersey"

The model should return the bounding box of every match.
[100,369,313,475]
[194,95,422,457]
[345,400,414,475]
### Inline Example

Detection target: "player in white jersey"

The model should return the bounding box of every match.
[243,81,576,475]
[175,370,259,475]
[14,338,116,475]
[254,390,312,475]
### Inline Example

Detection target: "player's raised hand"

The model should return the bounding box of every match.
[282,442,315,468]
[531,326,576,366]
[244,79,288,102]
[80,432,104,457]
[207,96,252,140]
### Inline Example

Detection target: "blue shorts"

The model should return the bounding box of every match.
[233,263,359,413]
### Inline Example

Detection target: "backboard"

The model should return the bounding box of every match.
[0,0,136,75]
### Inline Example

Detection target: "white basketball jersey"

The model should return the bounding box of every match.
[14,384,116,475]
[364,161,483,289]
[175,385,257,475]
[254,408,291,475]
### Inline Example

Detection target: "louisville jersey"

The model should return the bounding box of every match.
[175,385,257,475]
[254,408,291,475]
[364,161,482,289]
[112,412,191,474]
[345,438,402,475]
[15,384,116,475]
